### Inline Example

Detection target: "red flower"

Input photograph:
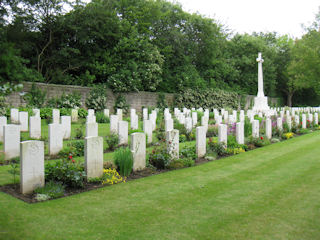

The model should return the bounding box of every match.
[152,149,155,154]
[307,120,310,122]
[260,136,263,140]
[72,160,75,163]
[68,155,73,160]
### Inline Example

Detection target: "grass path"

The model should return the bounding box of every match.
[0,131,320,239]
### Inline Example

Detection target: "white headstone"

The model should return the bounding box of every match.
[218,124,227,147]
[86,122,98,137]
[166,129,179,159]
[117,109,123,121]
[131,132,146,171]
[185,117,193,133]
[118,121,128,145]
[61,116,71,139]
[29,116,41,139]
[196,126,206,158]
[19,111,28,132]
[20,141,44,194]
[71,109,78,123]
[314,113,319,125]
[86,114,96,123]
[4,124,20,160]
[0,116,7,142]
[143,108,148,120]
[192,112,198,127]
[48,124,63,155]
[10,108,19,124]
[236,122,244,144]
[265,118,272,139]
[131,114,139,130]
[33,109,40,118]
[165,118,173,132]
[104,109,110,118]
[277,117,283,131]
[85,136,103,179]
[110,115,119,134]
[143,120,153,143]
[302,114,306,129]
[294,115,300,126]
[88,109,95,116]
[252,120,259,138]
[52,109,60,124]
[201,116,209,132]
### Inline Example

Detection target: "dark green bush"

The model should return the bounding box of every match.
[34,181,65,199]
[114,147,133,177]
[96,111,110,123]
[207,138,227,156]
[207,126,218,137]
[114,95,130,114]
[78,108,88,118]
[85,84,108,111]
[106,134,119,151]
[23,83,46,107]
[180,146,197,160]
[148,146,170,170]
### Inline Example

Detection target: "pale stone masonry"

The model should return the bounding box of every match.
[131,132,146,171]
[86,122,98,137]
[118,121,128,145]
[196,126,206,158]
[48,123,63,155]
[166,129,179,159]
[85,136,103,179]
[20,141,44,194]
[236,122,244,144]
[29,116,41,139]
[4,124,20,160]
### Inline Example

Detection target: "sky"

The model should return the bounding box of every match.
[171,0,320,38]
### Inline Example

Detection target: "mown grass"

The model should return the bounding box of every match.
[0,131,319,239]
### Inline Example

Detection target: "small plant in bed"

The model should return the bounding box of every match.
[34,181,65,201]
[114,147,133,177]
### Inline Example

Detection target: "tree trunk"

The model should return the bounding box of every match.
[287,92,293,107]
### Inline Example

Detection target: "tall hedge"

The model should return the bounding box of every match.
[175,89,240,109]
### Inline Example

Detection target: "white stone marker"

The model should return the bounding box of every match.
[117,109,123,121]
[266,118,272,139]
[252,120,260,138]
[118,121,128,145]
[192,112,198,127]
[131,132,146,171]
[85,136,103,179]
[88,109,95,116]
[71,109,78,123]
[240,110,245,122]
[19,111,28,132]
[110,115,119,134]
[131,114,139,130]
[201,116,209,132]
[20,141,44,194]
[0,116,7,142]
[10,108,19,124]
[104,109,110,118]
[196,126,206,158]
[314,113,319,125]
[218,124,227,147]
[277,117,283,131]
[166,129,179,159]
[286,116,292,130]
[48,124,63,155]
[185,117,193,133]
[236,122,244,144]
[294,115,300,126]
[143,120,153,143]
[165,118,173,132]
[86,114,96,123]
[86,122,98,137]
[29,116,41,139]
[4,124,20,160]
[33,109,40,118]
[302,114,306,129]
[143,108,148,120]
[61,116,71,139]
[52,109,60,124]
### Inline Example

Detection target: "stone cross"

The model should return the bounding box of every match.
[256,52,265,97]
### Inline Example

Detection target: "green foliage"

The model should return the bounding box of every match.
[114,147,133,177]
[34,181,65,199]
[207,138,227,156]
[167,158,195,169]
[175,88,240,109]
[40,108,53,119]
[85,85,108,111]
[8,157,20,185]
[180,146,197,160]
[113,95,130,114]
[207,126,218,138]
[247,136,271,147]
[46,92,82,109]
[96,111,110,123]
[78,108,88,118]
[45,159,86,188]
[59,141,84,159]
[244,118,252,137]
[23,83,46,107]
[157,92,168,110]
[106,134,119,151]
[148,146,170,170]
[74,126,84,139]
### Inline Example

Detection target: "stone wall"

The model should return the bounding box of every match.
[5,82,174,112]
[5,82,280,111]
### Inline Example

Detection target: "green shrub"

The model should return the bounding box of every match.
[247,136,271,147]
[40,107,53,119]
[47,92,82,108]
[60,108,71,116]
[106,134,119,151]
[34,181,65,199]
[148,146,170,170]
[167,157,195,169]
[78,108,88,118]
[180,146,197,160]
[23,83,46,107]
[207,126,218,137]
[114,147,133,177]
[157,92,168,110]
[244,118,252,137]
[207,138,227,156]
[45,159,86,188]
[85,84,108,111]
[59,141,85,158]
[96,111,110,123]
[74,127,84,139]
[114,95,130,114]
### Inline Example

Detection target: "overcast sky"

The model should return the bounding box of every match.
[171,0,320,38]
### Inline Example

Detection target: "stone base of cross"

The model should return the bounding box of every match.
[253,96,270,112]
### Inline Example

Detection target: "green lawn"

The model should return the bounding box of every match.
[0,131,320,239]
